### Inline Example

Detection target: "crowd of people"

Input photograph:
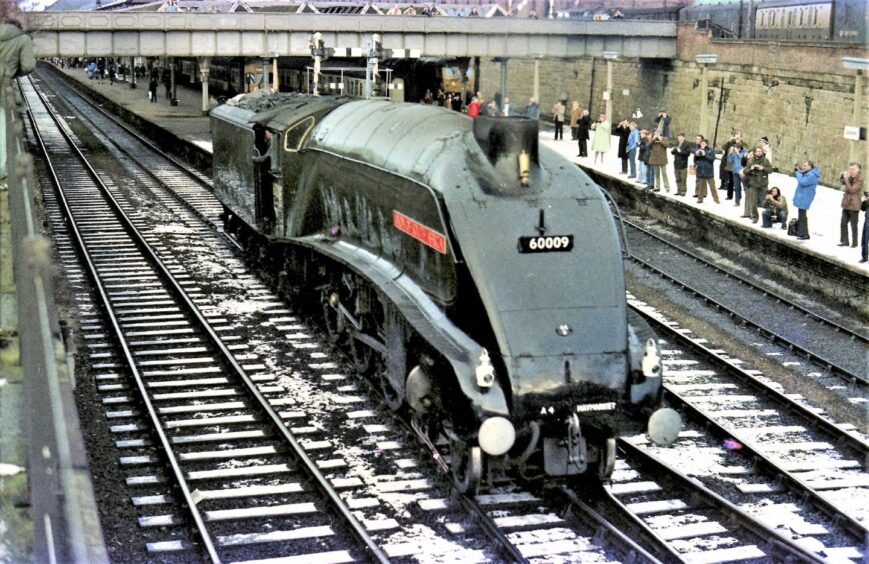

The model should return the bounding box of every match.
[60,57,180,105]
[431,91,866,263]
[537,102,867,263]
[425,88,541,121]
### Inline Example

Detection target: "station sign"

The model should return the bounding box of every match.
[844,125,860,140]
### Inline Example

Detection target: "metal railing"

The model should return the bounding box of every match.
[3,81,107,564]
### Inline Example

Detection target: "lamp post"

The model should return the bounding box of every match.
[532,54,543,104]
[842,57,869,166]
[695,53,718,139]
[602,51,619,120]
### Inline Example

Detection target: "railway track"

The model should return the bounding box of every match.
[626,297,867,559]
[407,421,836,563]
[34,70,867,563]
[622,218,868,389]
[32,71,650,564]
[23,76,396,562]
[34,68,227,237]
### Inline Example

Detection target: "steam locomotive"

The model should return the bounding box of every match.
[211,93,680,489]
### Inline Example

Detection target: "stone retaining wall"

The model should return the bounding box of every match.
[582,166,869,316]
[480,25,868,187]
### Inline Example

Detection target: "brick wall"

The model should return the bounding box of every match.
[480,25,869,186]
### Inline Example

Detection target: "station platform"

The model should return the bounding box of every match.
[45,63,867,310]
[539,135,869,273]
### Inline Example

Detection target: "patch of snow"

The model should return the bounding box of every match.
[152,224,194,235]
[0,463,23,476]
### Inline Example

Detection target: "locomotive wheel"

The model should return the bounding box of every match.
[596,438,617,481]
[350,336,376,374]
[321,292,347,345]
[379,368,404,411]
[450,440,482,494]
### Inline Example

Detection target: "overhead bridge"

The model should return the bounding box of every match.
[26,12,676,59]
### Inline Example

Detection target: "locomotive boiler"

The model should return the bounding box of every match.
[211,93,679,490]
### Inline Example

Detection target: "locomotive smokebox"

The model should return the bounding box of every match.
[473,116,539,189]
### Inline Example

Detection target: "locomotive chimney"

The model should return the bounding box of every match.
[473,116,539,188]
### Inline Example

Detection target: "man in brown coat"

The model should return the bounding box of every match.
[647,133,670,193]
[740,147,772,223]
[0,3,35,180]
[838,162,863,247]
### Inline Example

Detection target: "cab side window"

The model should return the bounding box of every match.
[284,117,315,152]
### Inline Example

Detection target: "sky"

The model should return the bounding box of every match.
[21,0,57,10]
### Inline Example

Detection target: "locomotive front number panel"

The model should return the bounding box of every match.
[518,235,574,253]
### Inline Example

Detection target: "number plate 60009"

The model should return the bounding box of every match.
[518,235,574,253]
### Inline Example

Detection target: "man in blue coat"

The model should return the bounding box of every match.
[793,160,819,240]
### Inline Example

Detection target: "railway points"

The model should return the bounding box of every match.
[1,6,867,560]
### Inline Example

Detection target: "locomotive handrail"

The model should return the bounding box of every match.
[593,183,631,258]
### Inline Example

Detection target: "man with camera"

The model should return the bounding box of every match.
[693,138,717,203]
[671,133,692,196]
[739,146,772,224]
[727,142,747,207]
[720,132,742,199]
[761,186,788,229]
[838,162,863,248]
[626,122,639,179]
[648,132,670,193]
[615,118,631,174]
[792,160,819,240]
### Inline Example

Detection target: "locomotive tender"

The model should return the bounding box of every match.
[211,93,678,488]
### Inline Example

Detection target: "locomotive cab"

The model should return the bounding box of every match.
[212,95,349,238]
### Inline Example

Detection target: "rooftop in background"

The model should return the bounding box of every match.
[40,0,692,15]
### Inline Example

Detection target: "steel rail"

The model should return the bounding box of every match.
[662,387,868,542]
[5,82,108,564]
[22,77,223,564]
[630,304,869,455]
[455,494,530,564]
[630,304,869,540]
[616,439,826,564]
[625,218,867,345]
[623,221,867,387]
[34,67,239,251]
[40,64,213,190]
[25,77,390,564]
[408,418,530,563]
[627,251,865,387]
[582,479,685,563]
[554,485,663,564]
